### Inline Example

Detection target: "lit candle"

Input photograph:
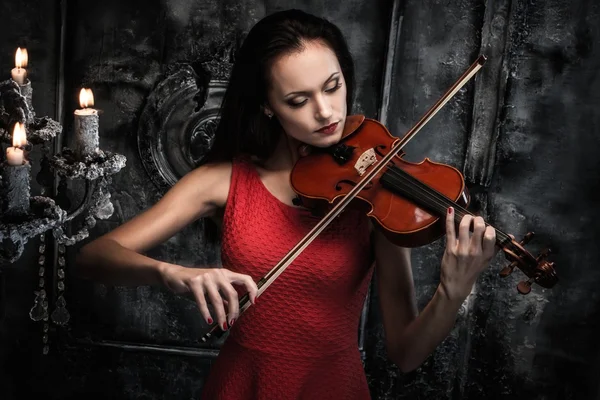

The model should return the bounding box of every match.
[11,48,28,85]
[6,122,26,166]
[1,122,31,218]
[73,88,99,160]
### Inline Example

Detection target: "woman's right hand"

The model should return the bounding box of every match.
[158,264,258,331]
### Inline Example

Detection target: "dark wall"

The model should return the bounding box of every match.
[1,0,599,399]
[369,0,600,399]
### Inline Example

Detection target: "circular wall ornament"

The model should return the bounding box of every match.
[138,64,226,193]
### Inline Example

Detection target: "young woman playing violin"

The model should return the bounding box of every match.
[76,9,499,400]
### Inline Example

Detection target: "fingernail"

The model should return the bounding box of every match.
[222,322,228,330]
[207,317,213,325]
[230,319,235,326]
[448,207,453,214]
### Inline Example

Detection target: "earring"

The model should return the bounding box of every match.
[266,112,273,119]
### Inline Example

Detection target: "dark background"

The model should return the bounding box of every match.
[1,0,599,399]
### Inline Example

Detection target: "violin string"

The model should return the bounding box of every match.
[382,166,520,256]
[382,164,512,244]
[380,164,514,247]
[381,167,518,257]
[382,165,473,220]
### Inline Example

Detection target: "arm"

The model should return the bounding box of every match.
[75,161,258,329]
[75,162,231,285]
[374,207,497,373]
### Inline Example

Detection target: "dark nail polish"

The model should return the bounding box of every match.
[222,322,228,330]
[448,207,453,214]
[207,318,213,324]
[230,319,235,326]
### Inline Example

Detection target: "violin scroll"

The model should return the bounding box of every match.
[498,231,558,295]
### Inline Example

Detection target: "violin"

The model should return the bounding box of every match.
[200,55,558,343]
[290,55,558,295]
[290,114,558,295]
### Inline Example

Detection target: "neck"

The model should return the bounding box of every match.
[264,133,302,172]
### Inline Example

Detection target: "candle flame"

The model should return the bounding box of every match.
[12,122,27,147]
[15,48,28,69]
[79,88,94,108]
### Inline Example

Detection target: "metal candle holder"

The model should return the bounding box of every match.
[0,78,126,262]
[0,77,125,355]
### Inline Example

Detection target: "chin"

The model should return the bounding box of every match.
[326,132,344,146]
[309,132,342,148]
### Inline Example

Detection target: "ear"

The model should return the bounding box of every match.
[263,105,274,119]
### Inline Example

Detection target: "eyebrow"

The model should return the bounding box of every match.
[284,72,340,98]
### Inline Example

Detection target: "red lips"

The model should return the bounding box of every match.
[316,122,338,134]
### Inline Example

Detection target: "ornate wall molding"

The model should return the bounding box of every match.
[137,64,226,193]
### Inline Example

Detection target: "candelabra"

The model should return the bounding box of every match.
[0,77,125,355]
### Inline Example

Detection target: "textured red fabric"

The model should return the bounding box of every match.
[201,156,374,400]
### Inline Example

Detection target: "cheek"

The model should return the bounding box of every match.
[336,87,348,112]
[342,85,348,100]
[278,110,314,136]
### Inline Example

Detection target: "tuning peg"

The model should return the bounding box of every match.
[499,261,518,277]
[520,232,534,245]
[517,278,535,295]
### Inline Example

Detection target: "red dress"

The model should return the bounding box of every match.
[200,156,374,400]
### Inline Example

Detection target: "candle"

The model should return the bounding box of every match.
[6,122,26,166]
[73,88,99,160]
[1,122,30,218]
[10,48,28,85]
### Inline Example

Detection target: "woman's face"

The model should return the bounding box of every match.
[265,40,347,148]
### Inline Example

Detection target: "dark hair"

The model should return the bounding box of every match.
[201,9,355,164]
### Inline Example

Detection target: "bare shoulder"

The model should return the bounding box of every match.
[181,160,232,212]
[98,160,232,252]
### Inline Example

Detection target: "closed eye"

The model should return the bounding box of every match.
[325,81,342,93]
[287,79,342,108]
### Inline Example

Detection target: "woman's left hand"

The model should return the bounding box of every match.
[439,207,498,303]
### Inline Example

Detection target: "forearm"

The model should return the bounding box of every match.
[75,238,170,286]
[391,285,464,372]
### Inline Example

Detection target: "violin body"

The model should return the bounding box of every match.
[291,116,470,247]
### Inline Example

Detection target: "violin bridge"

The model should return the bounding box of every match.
[354,148,377,176]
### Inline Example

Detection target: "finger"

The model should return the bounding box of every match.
[218,282,239,326]
[482,226,497,258]
[218,297,230,315]
[228,271,259,305]
[471,216,486,252]
[190,285,213,326]
[445,206,457,250]
[204,280,228,331]
[458,214,473,254]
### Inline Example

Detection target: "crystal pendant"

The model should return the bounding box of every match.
[29,290,48,322]
[50,295,70,326]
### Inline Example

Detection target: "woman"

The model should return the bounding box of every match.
[76,9,498,400]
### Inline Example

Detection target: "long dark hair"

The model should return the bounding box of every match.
[202,9,355,165]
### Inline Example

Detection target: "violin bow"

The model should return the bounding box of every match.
[200,55,487,342]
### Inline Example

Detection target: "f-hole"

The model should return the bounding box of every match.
[336,180,373,191]
[374,144,400,165]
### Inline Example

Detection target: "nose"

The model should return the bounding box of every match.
[314,93,333,121]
